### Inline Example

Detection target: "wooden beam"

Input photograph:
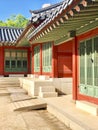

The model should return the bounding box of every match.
[59,18,64,23]
[75,11,98,17]
[77,20,98,34]
[56,21,60,26]
[52,23,57,28]
[49,26,53,31]
[80,0,87,7]
[63,14,69,20]
[69,10,74,16]
[74,5,80,12]
[47,28,50,32]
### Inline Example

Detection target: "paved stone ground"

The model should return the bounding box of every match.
[0,95,71,130]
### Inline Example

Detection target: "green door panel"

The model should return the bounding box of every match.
[34,45,40,72]
[79,36,98,98]
[86,39,93,86]
[87,86,94,97]
[79,85,87,95]
[94,88,98,98]
[42,42,52,72]
[79,42,85,84]
[94,37,98,86]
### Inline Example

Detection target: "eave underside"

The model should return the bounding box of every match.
[29,1,98,45]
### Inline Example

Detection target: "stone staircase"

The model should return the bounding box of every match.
[39,86,58,98]
[0,77,20,88]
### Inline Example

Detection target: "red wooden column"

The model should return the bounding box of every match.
[72,37,78,100]
[40,44,42,75]
[31,45,34,74]
[0,46,4,75]
[27,47,32,74]
[52,44,58,77]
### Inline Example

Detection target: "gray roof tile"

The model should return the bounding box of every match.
[0,27,23,45]
[28,0,73,39]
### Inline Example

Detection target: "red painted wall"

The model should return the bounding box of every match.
[0,46,31,75]
[76,28,98,105]
[31,41,73,78]
[56,40,73,77]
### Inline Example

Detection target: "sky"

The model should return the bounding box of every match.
[0,0,62,21]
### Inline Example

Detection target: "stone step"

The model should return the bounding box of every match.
[0,84,20,88]
[0,90,10,96]
[9,74,24,77]
[0,82,20,85]
[0,77,19,79]
[7,87,27,94]
[39,75,50,80]
[12,99,47,111]
[39,92,58,98]
[39,86,55,92]
[76,101,98,116]
[10,93,36,102]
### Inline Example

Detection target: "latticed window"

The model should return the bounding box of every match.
[34,45,40,72]
[4,49,28,72]
[79,36,98,97]
[86,39,93,86]
[94,37,98,87]
[42,43,52,72]
[79,41,85,85]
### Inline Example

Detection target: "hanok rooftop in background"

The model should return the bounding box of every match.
[0,27,23,46]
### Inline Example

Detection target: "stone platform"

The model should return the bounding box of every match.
[44,95,98,130]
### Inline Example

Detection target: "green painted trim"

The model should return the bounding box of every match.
[77,20,98,35]
[17,38,30,47]
[54,36,73,45]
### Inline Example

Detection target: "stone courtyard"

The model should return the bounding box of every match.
[0,95,71,130]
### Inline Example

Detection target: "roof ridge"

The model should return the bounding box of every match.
[30,1,64,14]
[0,26,23,30]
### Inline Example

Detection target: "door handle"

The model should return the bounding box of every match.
[91,58,93,63]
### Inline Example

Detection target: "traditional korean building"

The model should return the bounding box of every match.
[0,0,98,105]
[0,27,31,76]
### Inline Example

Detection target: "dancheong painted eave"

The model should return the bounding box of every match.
[16,1,64,47]
[27,0,98,44]
[0,26,24,46]
[16,22,34,47]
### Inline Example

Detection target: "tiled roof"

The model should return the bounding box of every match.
[0,26,23,46]
[30,1,63,23]
[28,0,97,42]
[28,0,73,40]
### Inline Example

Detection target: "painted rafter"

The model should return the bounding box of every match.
[29,0,98,44]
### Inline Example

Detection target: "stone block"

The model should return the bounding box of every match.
[39,75,50,80]
[76,101,98,116]
[39,92,58,98]
[39,86,55,92]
